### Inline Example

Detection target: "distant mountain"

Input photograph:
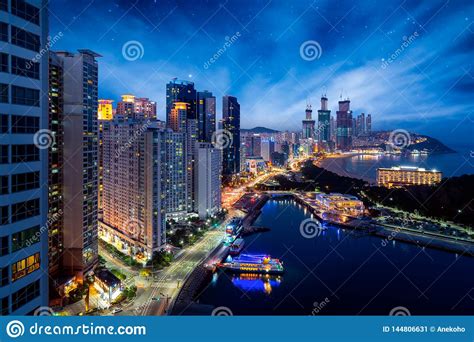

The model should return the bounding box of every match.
[241,126,280,134]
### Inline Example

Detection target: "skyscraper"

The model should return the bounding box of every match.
[302,104,315,139]
[317,96,331,147]
[116,94,135,119]
[336,99,353,151]
[222,95,241,177]
[99,119,166,260]
[166,79,197,123]
[366,114,372,134]
[98,99,114,120]
[0,0,49,315]
[197,91,216,143]
[168,102,197,213]
[55,49,101,282]
[194,142,222,219]
[134,97,156,120]
[48,52,64,284]
[245,134,262,157]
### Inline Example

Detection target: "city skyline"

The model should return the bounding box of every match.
[50,0,474,147]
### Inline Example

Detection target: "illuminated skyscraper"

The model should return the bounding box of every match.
[222,95,241,177]
[55,49,101,282]
[336,99,353,151]
[116,94,136,119]
[302,104,315,139]
[99,119,167,260]
[48,52,64,285]
[166,79,197,122]
[134,97,156,120]
[0,0,49,315]
[317,95,331,146]
[98,99,114,120]
[197,90,216,143]
[194,143,222,219]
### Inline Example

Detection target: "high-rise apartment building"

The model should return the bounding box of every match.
[366,114,372,133]
[55,49,100,282]
[336,99,353,151]
[197,91,216,143]
[194,143,222,219]
[0,0,49,315]
[245,134,262,157]
[98,99,113,120]
[99,119,166,260]
[222,95,241,177]
[134,97,156,120]
[116,94,135,119]
[164,130,187,216]
[302,104,315,140]
[48,52,64,281]
[317,96,331,147]
[166,79,197,122]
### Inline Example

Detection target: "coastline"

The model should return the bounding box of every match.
[316,153,375,183]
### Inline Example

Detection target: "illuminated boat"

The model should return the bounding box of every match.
[218,254,284,274]
[229,238,245,255]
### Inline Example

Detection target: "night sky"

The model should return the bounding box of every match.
[50,0,473,147]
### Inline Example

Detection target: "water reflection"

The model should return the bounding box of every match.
[231,273,282,294]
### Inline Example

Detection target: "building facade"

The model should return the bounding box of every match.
[377,166,442,188]
[0,0,49,315]
[197,90,216,143]
[99,119,166,260]
[55,49,100,282]
[194,142,222,219]
[222,95,240,177]
[336,99,353,151]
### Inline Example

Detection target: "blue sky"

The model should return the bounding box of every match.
[50,0,474,147]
